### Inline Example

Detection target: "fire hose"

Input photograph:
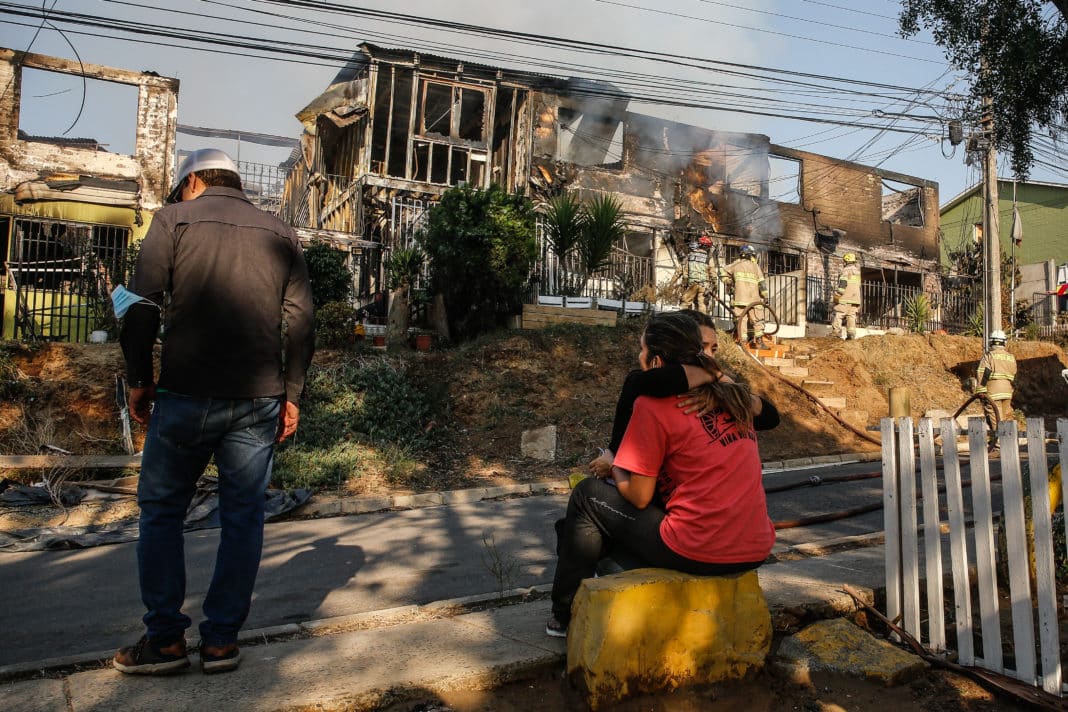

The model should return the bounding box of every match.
[750,352,882,447]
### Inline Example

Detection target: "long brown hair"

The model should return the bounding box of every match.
[643,311,753,428]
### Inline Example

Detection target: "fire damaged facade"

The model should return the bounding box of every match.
[280,43,945,333]
[0,48,178,341]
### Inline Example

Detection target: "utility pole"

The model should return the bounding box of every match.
[980,95,1001,348]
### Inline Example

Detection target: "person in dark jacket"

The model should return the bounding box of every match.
[115,148,314,676]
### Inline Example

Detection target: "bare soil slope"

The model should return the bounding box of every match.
[3,327,1066,491]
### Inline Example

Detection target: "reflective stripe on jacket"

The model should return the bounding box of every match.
[836,265,861,306]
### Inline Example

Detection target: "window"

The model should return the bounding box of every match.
[766,250,801,276]
[768,155,801,204]
[881,179,924,227]
[412,79,490,186]
[18,68,139,156]
[419,81,487,142]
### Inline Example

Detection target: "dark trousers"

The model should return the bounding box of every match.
[550,477,762,623]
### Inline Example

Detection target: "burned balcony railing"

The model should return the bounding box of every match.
[239,161,365,236]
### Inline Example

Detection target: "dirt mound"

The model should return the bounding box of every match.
[2,329,1067,489]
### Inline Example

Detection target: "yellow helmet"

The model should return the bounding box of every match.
[843,252,857,264]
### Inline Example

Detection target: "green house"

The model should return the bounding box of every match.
[940,179,1068,325]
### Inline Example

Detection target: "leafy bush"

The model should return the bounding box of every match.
[421,184,537,341]
[315,300,356,348]
[304,241,352,307]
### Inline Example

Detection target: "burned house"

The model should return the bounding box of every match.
[282,43,945,333]
[0,48,178,341]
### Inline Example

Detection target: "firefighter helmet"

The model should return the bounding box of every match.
[990,330,1007,346]
[740,244,756,258]
[843,252,857,264]
[698,235,713,247]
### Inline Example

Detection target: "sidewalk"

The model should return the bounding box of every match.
[0,546,887,712]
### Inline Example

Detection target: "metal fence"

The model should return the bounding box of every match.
[806,276,980,334]
[533,218,653,301]
[7,217,130,342]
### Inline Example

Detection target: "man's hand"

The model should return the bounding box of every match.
[277,400,300,443]
[128,385,156,426]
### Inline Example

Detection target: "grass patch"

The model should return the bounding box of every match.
[272,357,445,491]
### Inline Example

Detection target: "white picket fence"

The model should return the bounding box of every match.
[882,416,1068,696]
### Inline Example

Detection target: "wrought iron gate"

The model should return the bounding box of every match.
[7,217,130,342]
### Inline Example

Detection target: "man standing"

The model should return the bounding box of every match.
[975,329,1017,431]
[830,252,861,340]
[115,149,314,675]
[679,235,714,313]
[720,244,769,349]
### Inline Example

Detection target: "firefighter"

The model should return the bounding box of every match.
[680,235,714,313]
[830,252,861,340]
[720,244,769,349]
[975,329,1017,432]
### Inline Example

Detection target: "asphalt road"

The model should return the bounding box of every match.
[0,459,1002,667]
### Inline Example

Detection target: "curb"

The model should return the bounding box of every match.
[296,451,883,518]
[0,585,555,682]
[0,452,884,681]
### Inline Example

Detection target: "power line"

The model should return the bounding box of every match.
[0,1,953,136]
[796,0,898,22]
[584,0,944,64]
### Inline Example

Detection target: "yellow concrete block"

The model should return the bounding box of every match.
[566,568,770,710]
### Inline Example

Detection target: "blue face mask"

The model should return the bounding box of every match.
[110,285,159,318]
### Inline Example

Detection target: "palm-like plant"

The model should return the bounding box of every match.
[543,194,585,261]
[903,293,931,333]
[578,194,625,278]
[542,194,586,296]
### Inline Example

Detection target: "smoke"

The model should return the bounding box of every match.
[623,112,783,241]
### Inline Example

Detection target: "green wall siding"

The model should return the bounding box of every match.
[940,181,1068,268]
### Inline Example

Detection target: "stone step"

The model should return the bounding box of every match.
[818,396,847,410]
[801,379,834,387]
[762,357,795,368]
[778,366,809,378]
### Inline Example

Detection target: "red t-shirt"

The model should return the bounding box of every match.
[613,395,775,563]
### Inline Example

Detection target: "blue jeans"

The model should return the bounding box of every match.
[137,392,280,646]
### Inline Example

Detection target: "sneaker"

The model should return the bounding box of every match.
[113,636,190,675]
[200,642,242,674]
[545,616,568,638]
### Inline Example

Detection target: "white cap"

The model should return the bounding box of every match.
[990,330,1007,342]
[167,148,239,203]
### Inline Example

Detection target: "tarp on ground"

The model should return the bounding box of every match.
[0,477,311,552]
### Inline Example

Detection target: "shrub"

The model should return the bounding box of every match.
[421,184,536,341]
[386,247,424,290]
[903,293,932,333]
[315,300,356,348]
[578,193,625,277]
[304,241,352,307]
[272,359,442,490]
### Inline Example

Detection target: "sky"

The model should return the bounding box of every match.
[1,0,1064,205]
